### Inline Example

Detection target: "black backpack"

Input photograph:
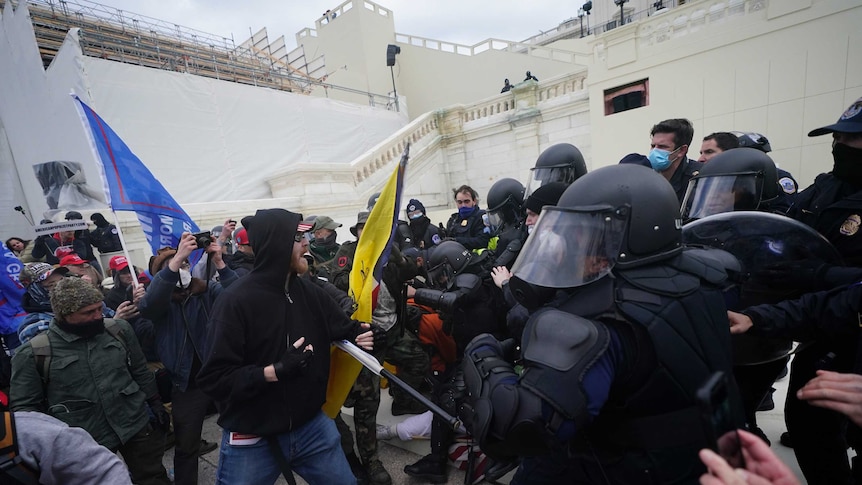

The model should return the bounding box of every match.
[0,412,38,484]
[29,319,129,384]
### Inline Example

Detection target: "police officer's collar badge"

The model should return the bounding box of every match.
[840,214,861,236]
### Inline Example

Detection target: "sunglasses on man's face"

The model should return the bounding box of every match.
[294,231,311,243]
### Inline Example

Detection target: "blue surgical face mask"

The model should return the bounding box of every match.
[458,206,475,218]
[409,212,424,220]
[648,146,679,172]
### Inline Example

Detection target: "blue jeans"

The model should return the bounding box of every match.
[215,411,356,485]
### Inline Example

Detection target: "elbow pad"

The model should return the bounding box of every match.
[460,334,550,460]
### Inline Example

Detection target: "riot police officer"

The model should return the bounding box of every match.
[681,148,800,443]
[734,131,798,213]
[460,164,743,484]
[525,143,587,196]
[485,178,527,268]
[681,147,781,221]
[404,241,506,483]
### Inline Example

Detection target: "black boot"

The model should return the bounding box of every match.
[365,459,392,485]
[404,454,447,483]
[484,457,520,482]
[757,388,776,411]
[779,431,793,448]
[404,414,451,483]
[346,452,369,485]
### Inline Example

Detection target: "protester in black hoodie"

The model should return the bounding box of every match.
[198,208,380,485]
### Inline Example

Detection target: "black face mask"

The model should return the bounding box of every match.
[315,232,338,247]
[56,317,105,339]
[832,143,862,186]
[410,216,430,237]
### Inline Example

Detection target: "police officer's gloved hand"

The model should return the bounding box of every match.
[147,396,171,432]
[273,344,314,380]
[756,260,830,291]
[465,334,506,360]
[438,222,448,238]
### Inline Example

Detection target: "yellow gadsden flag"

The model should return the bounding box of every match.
[322,144,409,418]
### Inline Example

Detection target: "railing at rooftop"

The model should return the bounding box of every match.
[1,0,398,108]
[393,33,578,64]
[625,0,764,47]
[515,0,683,44]
[593,0,760,36]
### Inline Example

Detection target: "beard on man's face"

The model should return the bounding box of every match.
[290,241,309,274]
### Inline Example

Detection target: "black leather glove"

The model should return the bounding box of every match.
[273,343,314,381]
[147,397,171,432]
[368,323,387,352]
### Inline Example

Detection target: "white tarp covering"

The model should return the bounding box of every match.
[0,1,406,240]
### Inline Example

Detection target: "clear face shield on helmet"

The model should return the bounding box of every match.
[486,210,503,229]
[510,205,627,290]
[427,260,456,290]
[525,166,572,198]
[681,174,761,221]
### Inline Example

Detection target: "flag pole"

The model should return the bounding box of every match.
[335,341,461,430]
[110,211,139,287]
[70,92,200,275]
[70,92,139,287]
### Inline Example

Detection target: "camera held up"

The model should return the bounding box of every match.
[193,231,213,249]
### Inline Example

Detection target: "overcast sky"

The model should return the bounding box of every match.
[86,0,581,48]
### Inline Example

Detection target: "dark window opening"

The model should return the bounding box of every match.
[604,79,649,115]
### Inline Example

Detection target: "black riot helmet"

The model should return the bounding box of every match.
[486,178,525,228]
[526,143,587,196]
[426,240,472,290]
[512,165,681,297]
[681,148,779,221]
[734,132,772,153]
[367,192,381,211]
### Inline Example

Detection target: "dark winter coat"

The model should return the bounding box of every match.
[197,209,364,436]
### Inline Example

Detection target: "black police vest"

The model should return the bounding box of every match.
[559,250,741,483]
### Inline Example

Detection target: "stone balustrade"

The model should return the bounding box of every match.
[393,32,577,64]
[460,71,588,125]
[265,70,588,201]
[351,114,441,184]
[634,0,764,46]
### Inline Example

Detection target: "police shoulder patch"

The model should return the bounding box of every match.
[778,177,797,194]
[840,215,861,236]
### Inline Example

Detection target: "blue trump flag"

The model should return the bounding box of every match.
[72,95,199,254]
